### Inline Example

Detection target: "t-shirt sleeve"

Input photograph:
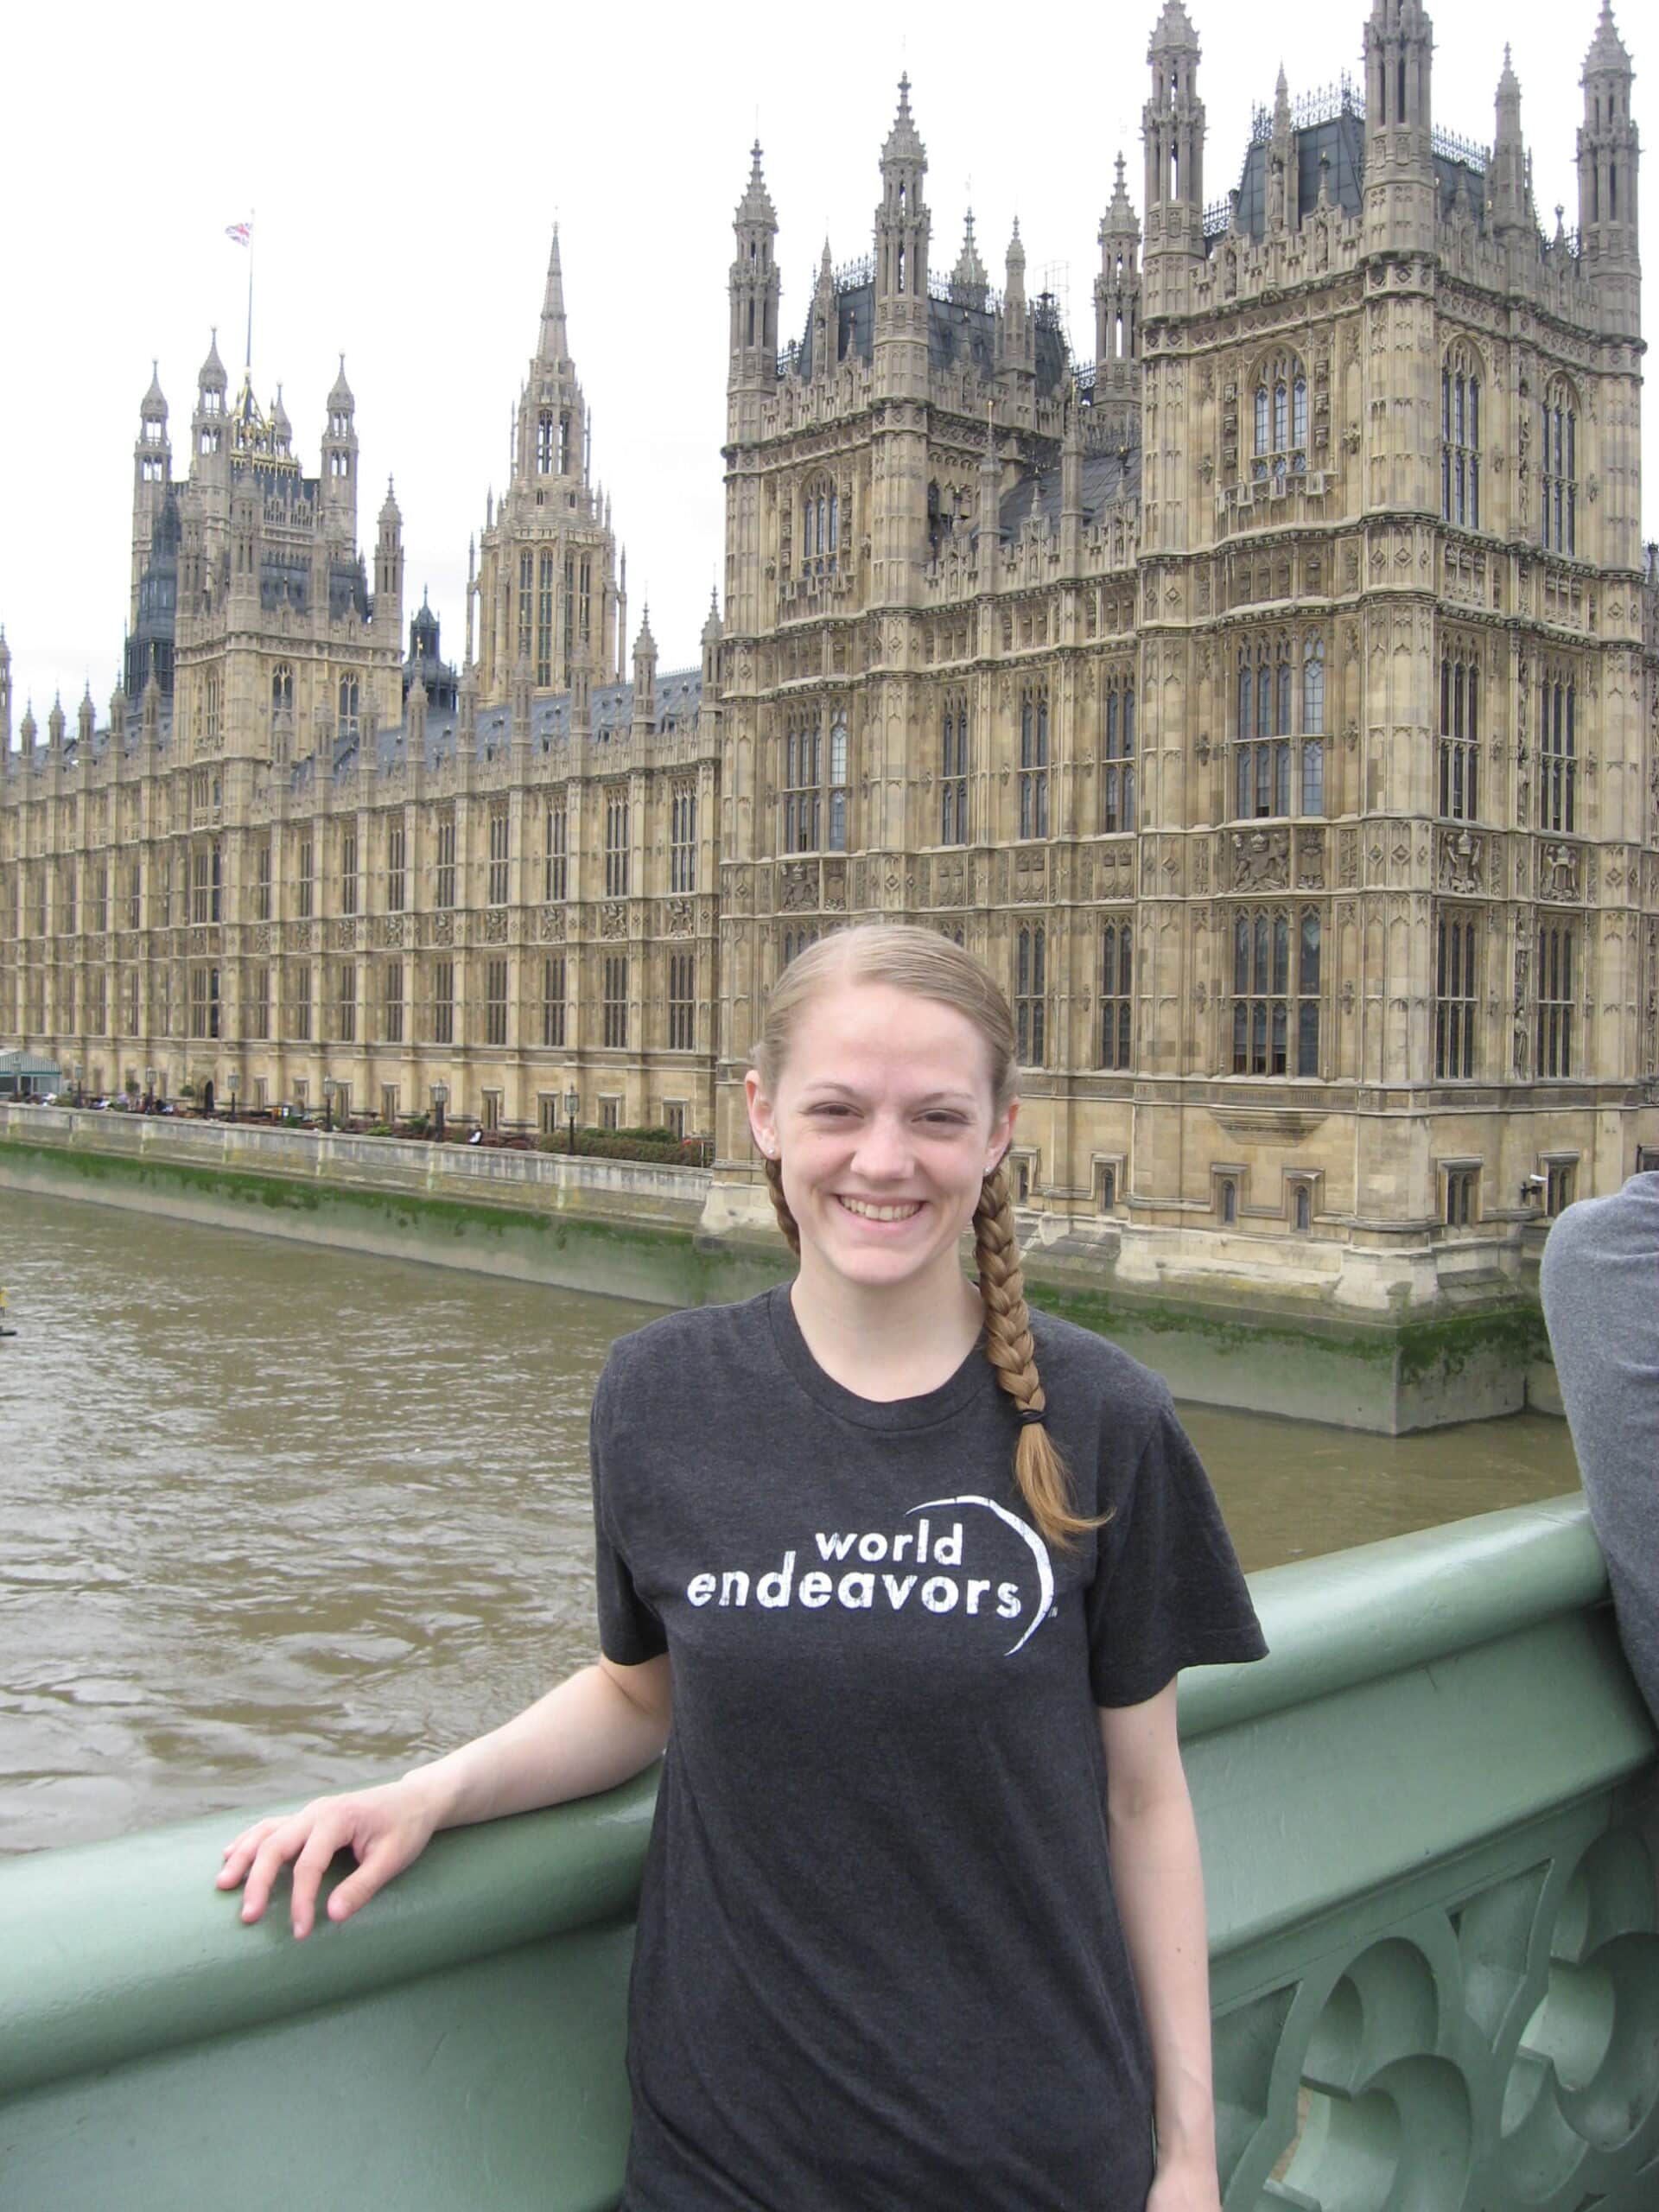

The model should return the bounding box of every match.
[1085,1391,1267,1707]
[588,1358,669,1667]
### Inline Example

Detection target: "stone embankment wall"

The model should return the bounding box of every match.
[0,1104,1554,1432]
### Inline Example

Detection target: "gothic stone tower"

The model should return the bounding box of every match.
[473,228,624,704]
[711,4,1656,1310]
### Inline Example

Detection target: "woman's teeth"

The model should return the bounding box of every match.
[838,1198,921,1221]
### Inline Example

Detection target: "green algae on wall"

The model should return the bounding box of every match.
[0,1125,1547,1432]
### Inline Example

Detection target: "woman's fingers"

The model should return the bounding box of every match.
[215,1815,283,1887]
[288,1815,352,1940]
[238,1808,334,1923]
[215,1786,430,1934]
[325,1831,404,1924]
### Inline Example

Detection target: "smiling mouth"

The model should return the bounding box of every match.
[836,1197,924,1222]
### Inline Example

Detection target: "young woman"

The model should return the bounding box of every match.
[220,925,1265,2210]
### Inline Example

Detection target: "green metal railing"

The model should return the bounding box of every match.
[3,1496,1656,2210]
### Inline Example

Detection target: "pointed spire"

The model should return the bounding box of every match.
[950,208,988,305]
[539,222,568,361]
[736,139,777,227]
[1148,0,1198,51]
[1491,43,1529,230]
[1103,151,1139,238]
[1273,63,1291,134]
[1005,217,1027,306]
[702,586,722,645]
[1586,0,1630,72]
[379,474,402,526]
[141,360,168,423]
[327,353,353,410]
[817,235,836,293]
[198,329,226,395]
[882,73,925,165]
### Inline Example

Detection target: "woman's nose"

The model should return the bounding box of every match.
[852,1116,913,1179]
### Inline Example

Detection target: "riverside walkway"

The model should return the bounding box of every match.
[3,1496,1656,2209]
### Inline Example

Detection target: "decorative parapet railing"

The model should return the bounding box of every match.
[3,1498,1656,2209]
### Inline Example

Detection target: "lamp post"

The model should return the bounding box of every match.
[431,1081,448,1145]
[322,1076,338,1134]
[565,1085,580,1157]
[226,1071,239,1122]
[144,1065,156,1115]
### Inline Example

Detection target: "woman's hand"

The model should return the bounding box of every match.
[1147,2151,1223,2212]
[215,1773,442,1939]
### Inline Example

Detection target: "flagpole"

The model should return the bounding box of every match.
[245,209,255,372]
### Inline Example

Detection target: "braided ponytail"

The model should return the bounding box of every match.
[752,925,1103,1552]
[974,1166,1103,1550]
[763,1154,801,1255]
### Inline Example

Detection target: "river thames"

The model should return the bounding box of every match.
[0,1185,1580,1853]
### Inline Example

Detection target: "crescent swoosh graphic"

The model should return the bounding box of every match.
[908,1495,1056,1657]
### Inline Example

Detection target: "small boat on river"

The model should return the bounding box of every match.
[0,1287,16,1338]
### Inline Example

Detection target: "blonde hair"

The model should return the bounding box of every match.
[753,925,1103,1550]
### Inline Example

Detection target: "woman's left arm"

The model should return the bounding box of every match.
[1099,1681,1223,2212]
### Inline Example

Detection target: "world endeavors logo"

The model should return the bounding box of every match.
[683,1494,1056,1657]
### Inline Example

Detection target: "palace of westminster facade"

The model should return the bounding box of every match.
[3,0,1656,1306]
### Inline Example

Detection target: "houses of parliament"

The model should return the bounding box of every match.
[3,0,1656,1308]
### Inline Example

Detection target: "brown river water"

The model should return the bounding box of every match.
[0,1185,1580,1854]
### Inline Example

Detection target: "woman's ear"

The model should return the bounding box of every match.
[744,1068,778,1158]
[986,1096,1020,1179]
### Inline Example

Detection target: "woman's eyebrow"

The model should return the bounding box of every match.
[796,1083,978,1108]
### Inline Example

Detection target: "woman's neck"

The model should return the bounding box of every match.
[788,1255,982,1403]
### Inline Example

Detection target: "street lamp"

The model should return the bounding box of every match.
[565,1085,580,1157]
[143,1066,156,1115]
[431,1080,448,1145]
[226,1071,239,1121]
[322,1075,338,1133]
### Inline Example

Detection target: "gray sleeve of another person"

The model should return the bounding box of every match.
[1540,1173,1659,1728]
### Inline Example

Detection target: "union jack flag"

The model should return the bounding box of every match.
[226,220,251,247]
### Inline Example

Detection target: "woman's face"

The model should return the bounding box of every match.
[746,980,1016,1304]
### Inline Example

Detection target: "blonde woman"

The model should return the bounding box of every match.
[221,925,1265,2210]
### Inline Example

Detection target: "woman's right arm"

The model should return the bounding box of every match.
[217,1653,671,1939]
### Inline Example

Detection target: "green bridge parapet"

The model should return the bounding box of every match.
[3,1496,1656,2209]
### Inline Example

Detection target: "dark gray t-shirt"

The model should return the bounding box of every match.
[590,1286,1266,2212]
[1541,1170,1659,1726]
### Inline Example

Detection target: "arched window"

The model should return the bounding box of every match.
[537,412,554,474]
[1441,343,1482,530]
[271,665,293,721]
[1294,1185,1312,1232]
[337,674,359,741]
[1252,352,1308,486]
[1102,676,1135,833]
[1019,691,1049,840]
[1438,647,1481,821]
[802,475,840,569]
[828,716,849,852]
[1015,925,1046,1065]
[940,702,969,845]
[1231,906,1321,1076]
[1220,1179,1237,1224]
[1539,669,1577,834]
[1301,639,1325,816]
[1099,921,1133,1069]
[1436,913,1478,1078]
[1541,378,1578,556]
[1234,639,1293,818]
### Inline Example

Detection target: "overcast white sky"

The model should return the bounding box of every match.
[2,0,1650,724]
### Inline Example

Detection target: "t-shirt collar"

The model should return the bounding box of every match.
[766,1282,995,1433]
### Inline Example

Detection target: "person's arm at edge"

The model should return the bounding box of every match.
[1100,1679,1222,2211]
[219,1653,670,1937]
